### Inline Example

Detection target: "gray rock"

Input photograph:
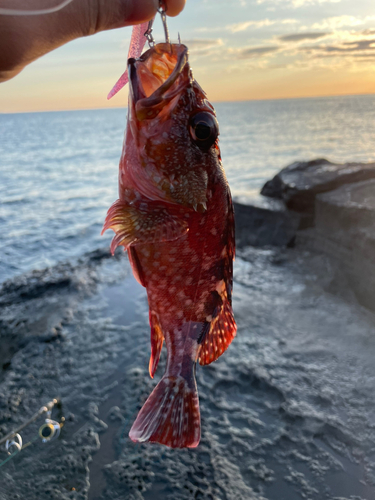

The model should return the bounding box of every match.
[311,179,375,312]
[1,246,375,499]
[260,158,375,216]
[233,194,301,247]
[0,247,123,372]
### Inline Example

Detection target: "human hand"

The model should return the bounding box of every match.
[0,0,186,82]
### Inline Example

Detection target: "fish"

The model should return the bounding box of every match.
[102,41,236,448]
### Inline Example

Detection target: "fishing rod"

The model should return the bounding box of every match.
[0,398,64,468]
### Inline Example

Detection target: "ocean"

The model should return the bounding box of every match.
[1,94,375,284]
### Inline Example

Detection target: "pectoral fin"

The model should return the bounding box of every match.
[102,199,188,255]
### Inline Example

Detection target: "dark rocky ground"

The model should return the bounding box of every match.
[1,241,375,500]
[2,158,375,500]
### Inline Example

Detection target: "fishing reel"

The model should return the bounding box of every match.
[0,398,64,460]
[38,418,62,443]
[38,403,65,443]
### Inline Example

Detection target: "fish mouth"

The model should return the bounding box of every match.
[128,43,189,120]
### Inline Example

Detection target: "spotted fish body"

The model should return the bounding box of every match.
[103,43,236,448]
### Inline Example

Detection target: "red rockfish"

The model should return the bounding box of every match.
[102,43,236,448]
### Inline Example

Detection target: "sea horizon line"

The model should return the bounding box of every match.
[1,91,375,115]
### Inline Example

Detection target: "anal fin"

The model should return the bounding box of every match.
[149,312,164,378]
[199,299,237,366]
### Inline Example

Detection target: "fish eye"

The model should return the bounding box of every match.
[189,112,219,149]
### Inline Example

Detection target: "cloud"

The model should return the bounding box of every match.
[228,19,274,32]
[235,45,280,58]
[279,32,330,42]
[307,38,375,53]
[290,0,341,6]
[257,0,341,7]
[227,18,298,33]
[312,15,375,30]
[299,37,375,62]
[182,39,224,51]
[341,39,375,51]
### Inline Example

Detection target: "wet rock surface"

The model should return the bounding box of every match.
[1,246,375,499]
[261,158,375,218]
[0,249,115,372]
[233,195,300,248]
[298,179,375,314]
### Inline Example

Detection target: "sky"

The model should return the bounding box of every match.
[1,0,375,112]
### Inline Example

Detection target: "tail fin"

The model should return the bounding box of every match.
[129,375,200,448]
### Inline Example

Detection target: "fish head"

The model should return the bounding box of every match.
[126,43,220,210]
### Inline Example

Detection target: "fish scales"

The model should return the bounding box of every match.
[103,42,236,448]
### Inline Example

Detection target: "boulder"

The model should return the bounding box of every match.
[233,194,300,248]
[261,159,375,219]
[300,179,375,312]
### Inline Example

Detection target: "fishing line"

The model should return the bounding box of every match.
[0,449,20,468]
[0,398,64,470]
[0,398,61,447]
[0,0,74,16]
[0,433,40,469]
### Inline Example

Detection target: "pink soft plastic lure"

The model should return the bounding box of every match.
[107,21,152,99]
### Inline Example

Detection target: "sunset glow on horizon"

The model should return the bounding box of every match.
[1,0,375,113]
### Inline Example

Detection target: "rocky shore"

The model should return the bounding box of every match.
[235,158,375,313]
[1,159,375,500]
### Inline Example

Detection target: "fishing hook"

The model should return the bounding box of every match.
[158,0,171,45]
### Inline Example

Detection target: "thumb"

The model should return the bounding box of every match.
[0,0,186,82]
[90,0,186,33]
[88,0,158,34]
